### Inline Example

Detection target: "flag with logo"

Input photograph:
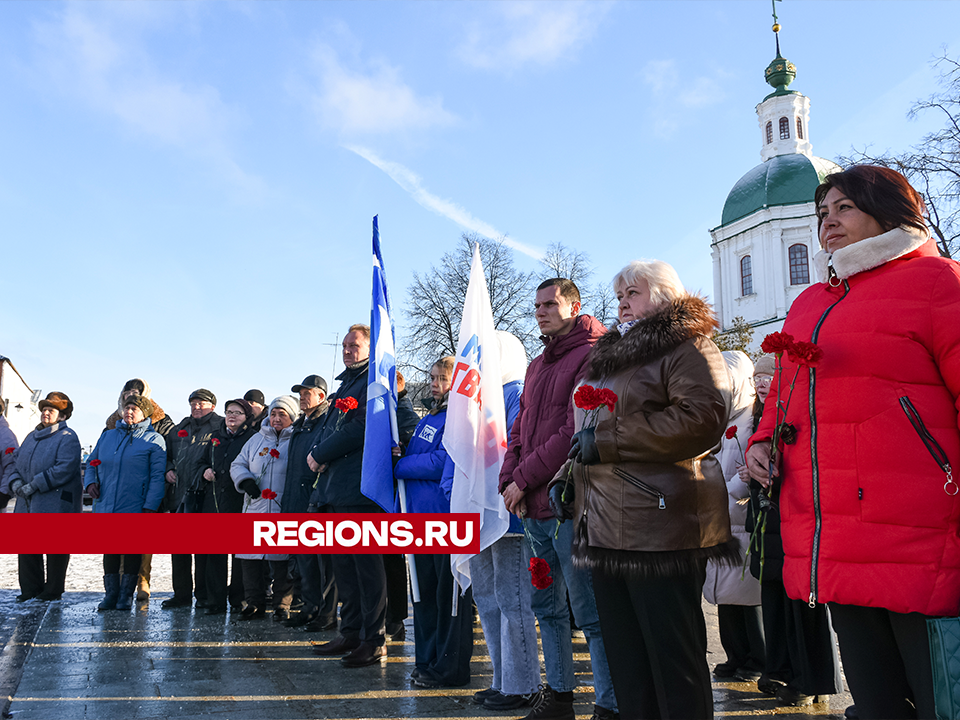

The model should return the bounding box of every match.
[361,215,399,512]
[443,244,511,592]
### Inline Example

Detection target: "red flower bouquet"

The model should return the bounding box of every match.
[529,557,553,590]
[334,397,358,430]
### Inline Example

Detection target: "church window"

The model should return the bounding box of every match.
[779,117,790,140]
[789,244,809,285]
[796,117,804,140]
[741,255,754,296]
[765,121,773,144]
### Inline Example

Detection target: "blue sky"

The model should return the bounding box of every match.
[3,0,959,449]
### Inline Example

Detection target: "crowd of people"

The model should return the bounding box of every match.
[2,165,959,720]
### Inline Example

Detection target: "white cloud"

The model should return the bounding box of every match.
[457,1,610,72]
[305,44,457,135]
[640,59,730,138]
[345,145,543,260]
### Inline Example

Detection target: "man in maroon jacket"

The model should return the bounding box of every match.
[499,279,618,720]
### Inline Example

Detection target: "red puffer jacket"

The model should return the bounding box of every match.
[752,228,960,616]
[499,314,607,520]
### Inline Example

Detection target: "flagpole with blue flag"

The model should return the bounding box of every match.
[360,215,419,602]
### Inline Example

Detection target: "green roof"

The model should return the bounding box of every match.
[720,154,840,226]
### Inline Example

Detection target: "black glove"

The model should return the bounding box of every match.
[549,480,574,522]
[568,427,599,465]
[239,478,261,499]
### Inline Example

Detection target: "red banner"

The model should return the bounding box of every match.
[0,513,481,554]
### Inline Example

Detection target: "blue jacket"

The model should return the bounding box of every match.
[88,419,167,513]
[7,422,82,514]
[395,408,449,514]
[441,380,524,532]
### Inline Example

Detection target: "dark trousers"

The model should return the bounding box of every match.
[103,554,141,575]
[19,554,70,596]
[241,559,293,610]
[296,553,338,622]
[592,563,711,720]
[171,554,207,603]
[203,554,244,609]
[760,580,842,694]
[384,553,409,627]
[829,602,935,719]
[331,550,387,645]
[717,604,765,672]
[412,553,473,686]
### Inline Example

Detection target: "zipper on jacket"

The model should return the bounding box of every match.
[899,396,958,496]
[613,467,666,509]
[806,278,849,607]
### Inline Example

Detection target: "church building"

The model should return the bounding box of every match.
[710,25,839,345]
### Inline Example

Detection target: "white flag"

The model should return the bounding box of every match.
[443,244,511,592]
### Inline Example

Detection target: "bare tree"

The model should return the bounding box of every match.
[540,242,594,287]
[586,281,618,327]
[838,54,960,258]
[401,233,538,376]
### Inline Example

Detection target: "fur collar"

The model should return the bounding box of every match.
[588,295,718,379]
[814,226,929,282]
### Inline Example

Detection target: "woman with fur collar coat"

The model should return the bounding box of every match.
[745,165,960,719]
[555,260,734,720]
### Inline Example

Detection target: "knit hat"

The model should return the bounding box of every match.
[291,375,327,394]
[189,388,217,406]
[268,395,300,421]
[753,354,776,377]
[123,394,154,419]
[243,389,266,406]
[38,391,73,421]
[224,398,255,421]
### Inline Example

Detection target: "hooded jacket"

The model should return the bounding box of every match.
[559,295,736,579]
[88,418,166,513]
[6,421,82,514]
[751,227,960,616]
[499,314,606,520]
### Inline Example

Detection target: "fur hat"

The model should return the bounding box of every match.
[123,394,154,419]
[268,395,300,421]
[224,398,255,421]
[189,388,217,406]
[38,391,73,420]
[243,389,266,406]
[753,354,776,377]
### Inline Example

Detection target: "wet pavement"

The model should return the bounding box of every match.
[0,556,852,719]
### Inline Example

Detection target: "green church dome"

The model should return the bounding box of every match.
[720,153,840,226]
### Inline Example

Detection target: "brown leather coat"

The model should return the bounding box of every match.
[560,295,738,579]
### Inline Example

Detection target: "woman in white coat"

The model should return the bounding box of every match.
[231,396,298,620]
[703,351,765,680]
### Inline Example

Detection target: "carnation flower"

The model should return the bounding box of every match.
[335,397,359,412]
[760,331,795,356]
[269,449,280,459]
[528,557,553,589]
[725,426,738,440]
[177,429,189,438]
[261,489,278,500]
[574,385,602,411]
[3,447,13,455]
[211,438,221,447]
[787,340,824,368]
[89,459,102,467]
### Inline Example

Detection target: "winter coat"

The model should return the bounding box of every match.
[559,295,736,579]
[197,418,258,514]
[751,226,960,616]
[88,419,166,513]
[0,416,20,500]
[395,406,450,514]
[307,361,373,509]
[166,410,222,512]
[704,351,761,606]
[231,418,294,561]
[6,422,82,514]
[499,315,606,520]
[281,402,328,513]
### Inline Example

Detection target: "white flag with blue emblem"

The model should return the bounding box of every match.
[443,244,511,592]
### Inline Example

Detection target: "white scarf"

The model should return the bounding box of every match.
[813,226,929,283]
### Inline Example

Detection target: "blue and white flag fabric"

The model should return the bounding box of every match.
[443,244,511,592]
[361,216,399,512]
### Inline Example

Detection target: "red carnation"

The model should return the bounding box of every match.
[760,331,795,356]
[269,449,280,459]
[178,429,189,438]
[261,489,278,500]
[725,426,738,440]
[574,385,601,411]
[89,459,102,467]
[335,397,359,412]
[528,557,553,589]
[787,340,824,368]
[598,388,618,413]
[4,447,13,455]
[211,438,221,447]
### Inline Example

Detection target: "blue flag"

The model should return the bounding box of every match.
[361,216,399,511]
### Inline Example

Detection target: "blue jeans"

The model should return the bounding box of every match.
[524,517,617,711]
[471,535,541,695]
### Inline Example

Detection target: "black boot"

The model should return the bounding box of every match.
[98,574,121,611]
[115,574,138,611]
